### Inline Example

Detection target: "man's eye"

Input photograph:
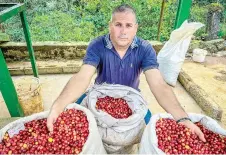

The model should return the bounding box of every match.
[116,24,121,27]
[126,24,132,28]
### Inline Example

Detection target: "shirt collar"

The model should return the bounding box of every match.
[104,34,139,50]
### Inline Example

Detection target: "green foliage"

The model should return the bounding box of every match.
[3,16,24,41]
[0,31,10,41]
[1,0,225,42]
[207,2,224,12]
[219,23,226,39]
[30,11,96,41]
[190,4,208,39]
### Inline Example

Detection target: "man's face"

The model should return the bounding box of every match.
[109,11,138,49]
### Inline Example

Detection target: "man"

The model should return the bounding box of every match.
[47,4,206,142]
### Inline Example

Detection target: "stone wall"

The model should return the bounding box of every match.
[0,41,163,62]
[1,39,224,62]
[0,42,87,61]
[0,32,9,42]
[188,39,226,56]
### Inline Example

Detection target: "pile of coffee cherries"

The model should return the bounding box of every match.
[96,96,132,119]
[0,109,89,154]
[156,118,226,154]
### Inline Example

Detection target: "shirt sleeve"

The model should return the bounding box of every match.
[83,40,100,68]
[141,43,159,72]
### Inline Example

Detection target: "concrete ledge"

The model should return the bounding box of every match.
[63,66,81,73]
[0,32,10,42]
[38,67,63,74]
[7,60,83,75]
[0,117,20,129]
[9,66,81,76]
[178,69,223,120]
[9,67,25,75]
[0,41,88,50]
[0,41,163,61]
[0,41,163,50]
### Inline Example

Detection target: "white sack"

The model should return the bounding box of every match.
[81,84,148,152]
[157,20,204,86]
[0,104,106,154]
[139,113,226,154]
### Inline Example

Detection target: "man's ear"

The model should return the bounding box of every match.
[108,21,112,32]
[135,23,138,29]
[135,23,138,33]
[109,21,112,26]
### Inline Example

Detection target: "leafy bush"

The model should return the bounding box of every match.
[190,4,208,39]
[1,0,225,42]
[219,23,226,39]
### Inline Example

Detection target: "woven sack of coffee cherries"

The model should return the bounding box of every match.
[81,84,148,154]
[139,113,226,154]
[0,104,106,154]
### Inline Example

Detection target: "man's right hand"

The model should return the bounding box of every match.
[46,65,96,132]
[47,107,63,133]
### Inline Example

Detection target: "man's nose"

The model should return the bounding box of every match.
[120,26,126,34]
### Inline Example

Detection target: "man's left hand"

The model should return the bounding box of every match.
[180,120,206,142]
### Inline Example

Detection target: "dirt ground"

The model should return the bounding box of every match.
[204,56,226,66]
[0,73,204,119]
[183,56,226,124]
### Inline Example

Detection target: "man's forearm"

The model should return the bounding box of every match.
[145,69,188,120]
[52,73,92,111]
[145,70,205,141]
[151,83,188,120]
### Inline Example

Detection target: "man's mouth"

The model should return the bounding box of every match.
[119,37,128,40]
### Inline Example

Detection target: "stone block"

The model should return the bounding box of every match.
[63,66,80,73]
[178,70,223,120]
[9,67,25,75]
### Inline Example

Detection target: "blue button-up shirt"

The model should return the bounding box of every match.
[83,34,159,90]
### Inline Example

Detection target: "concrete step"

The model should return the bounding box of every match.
[0,117,20,129]
[7,60,83,75]
[0,32,10,43]
[0,73,205,129]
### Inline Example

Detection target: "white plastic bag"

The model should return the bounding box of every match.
[157,20,204,86]
[0,104,106,154]
[192,48,208,62]
[81,84,148,153]
[139,113,226,154]
[103,143,139,154]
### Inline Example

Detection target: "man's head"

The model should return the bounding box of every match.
[109,4,138,49]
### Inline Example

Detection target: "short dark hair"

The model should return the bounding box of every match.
[111,4,137,23]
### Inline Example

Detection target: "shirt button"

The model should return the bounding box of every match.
[120,62,124,68]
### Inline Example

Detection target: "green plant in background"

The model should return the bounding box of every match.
[30,11,96,41]
[0,31,10,41]
[159,0,178,41]
[190,4,208,40]
[1,0,225,42]
[219,23,226,39]
[1,0,178,42]
[207,2,224,12]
